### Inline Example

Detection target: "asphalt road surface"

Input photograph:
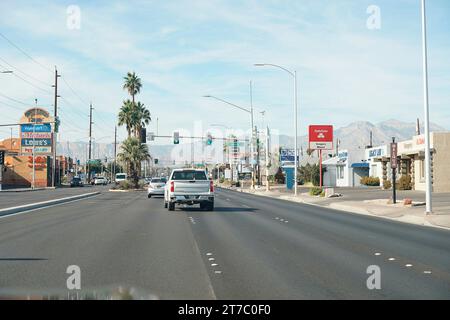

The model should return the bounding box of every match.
[0,188,449,299]
[0,185,109,209]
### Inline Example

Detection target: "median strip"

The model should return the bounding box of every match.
[0,191,101,218]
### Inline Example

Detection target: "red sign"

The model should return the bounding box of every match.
[309,125,333,150]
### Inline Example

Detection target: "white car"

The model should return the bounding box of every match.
[94,177,107,185]
[164,169,214,211]
[147,177,167,198]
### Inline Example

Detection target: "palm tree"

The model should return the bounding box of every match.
[133,101,151,138]
[118,99,136,138]
[118,137,150,187]
[123,72,142,105]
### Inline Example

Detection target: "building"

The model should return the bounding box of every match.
[322,149,369,187]
[397,132,450,192]
[365,145,390,188]
[0,107,67,188]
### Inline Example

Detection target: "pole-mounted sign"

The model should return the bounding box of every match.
[391,137,398,204]
[308,125,334,150]
[309,125,334,188]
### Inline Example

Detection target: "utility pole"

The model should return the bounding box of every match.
[88,103,93,183]
[113,125,117,182]
[32,99,37,189]
[52,67,60,188]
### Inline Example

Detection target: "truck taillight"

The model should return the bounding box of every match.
[210,180,214,192]
[170,181,174,192]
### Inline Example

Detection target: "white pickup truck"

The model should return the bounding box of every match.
[164,169,214,211]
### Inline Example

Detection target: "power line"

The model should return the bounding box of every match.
[0,31,53,74]
[0,62,53,95]
[0,56,52,87]
[61,76,89,105]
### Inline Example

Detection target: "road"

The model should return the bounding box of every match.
[0,185,109,209]
[0,188,449,299]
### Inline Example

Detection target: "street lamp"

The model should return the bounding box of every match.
[254,63,299,196]
[203,92,256,188]
[421,0,432,214]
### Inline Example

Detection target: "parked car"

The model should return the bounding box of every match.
[94,176,108,185]
[164,169,214,211]
[147,177,167,198]
[70,177,84,187]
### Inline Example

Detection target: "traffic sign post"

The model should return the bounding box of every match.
[309,125,334,188]
[390,138,398,204]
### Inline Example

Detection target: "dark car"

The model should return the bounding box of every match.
[70,177,84,187]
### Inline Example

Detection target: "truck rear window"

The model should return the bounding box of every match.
[172,171,207,180]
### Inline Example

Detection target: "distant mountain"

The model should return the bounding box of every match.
[58,120,448,164]
[279,119,447,151]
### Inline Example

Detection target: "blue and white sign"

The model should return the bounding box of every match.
[280,149,299,162]
[21,123,52,133]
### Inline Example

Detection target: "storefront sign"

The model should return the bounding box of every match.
[21,132,52,139]
[21,138,52,147]
[309,125,333,150]
[20,123,52,133]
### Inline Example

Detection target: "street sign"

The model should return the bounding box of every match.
[390,141,398,169]
[309,125,333,150]
[148,132,155,141]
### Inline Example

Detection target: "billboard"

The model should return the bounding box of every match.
[280,149,299,162]
[309,125,333,150]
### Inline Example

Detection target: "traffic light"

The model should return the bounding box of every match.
[206,133,213,145]
[140,128,147,144]
[0,150,4,166]
[173,132,180,144]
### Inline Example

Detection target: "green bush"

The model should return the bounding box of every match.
[397,175,412,190]
[219,177,225,184]
[118,180,133,190]
[383,180,392,190]
[309,187,323,196]
[275,167,285,184]
[361,176,380,186]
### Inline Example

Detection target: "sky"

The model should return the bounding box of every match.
[0,0,449,145]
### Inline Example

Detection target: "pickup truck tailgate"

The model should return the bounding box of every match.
[174,180,210,194]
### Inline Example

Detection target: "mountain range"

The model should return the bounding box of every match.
[57,119,448,164]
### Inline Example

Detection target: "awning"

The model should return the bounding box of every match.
[351,163,369,168]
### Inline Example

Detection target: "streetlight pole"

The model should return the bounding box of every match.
[203,94,255,187]
[421,0,432,214]
[254,63,299,196]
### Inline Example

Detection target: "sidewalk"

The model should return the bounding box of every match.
[220,184,450,230]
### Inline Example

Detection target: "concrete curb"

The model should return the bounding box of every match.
[0,191,101,217]
[0,187,47,193]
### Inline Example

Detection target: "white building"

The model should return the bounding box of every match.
[323,149,369,187]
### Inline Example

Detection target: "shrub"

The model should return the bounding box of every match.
[397,175,412,190]
[361,176,380,186]
[383,180,392,190]
[309,187,323,196]
[118,180,133,190]
[219,177,225,184]
[275,167,285,184]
